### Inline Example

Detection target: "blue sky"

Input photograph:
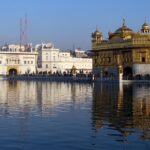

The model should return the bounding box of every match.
[0,0,150,50]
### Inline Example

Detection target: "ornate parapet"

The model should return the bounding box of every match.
[92,39,150,51]
[92,41,132,51]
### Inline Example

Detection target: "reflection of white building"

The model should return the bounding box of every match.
[0,44,38,75]
[36,43,92,74]
[0,81,92,115]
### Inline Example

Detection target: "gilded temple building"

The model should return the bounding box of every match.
[92,20,150,80]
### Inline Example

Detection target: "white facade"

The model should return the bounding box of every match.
[0,51,38,75]
[36,43,92,74]
[36,43,59,73]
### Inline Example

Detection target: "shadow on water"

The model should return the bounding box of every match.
[92,82,150,142]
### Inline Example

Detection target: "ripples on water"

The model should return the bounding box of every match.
[0,81,149,150]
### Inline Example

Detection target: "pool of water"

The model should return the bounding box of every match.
[0,80,149,150]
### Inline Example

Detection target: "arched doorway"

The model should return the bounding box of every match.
[9,68,17,76]
[123,67,132,80]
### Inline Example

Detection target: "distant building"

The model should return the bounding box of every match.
[92,20,150,80]
[1,44,33,52]
[0,44,37,75]
[36,43,92,74]
[74,48,88,58]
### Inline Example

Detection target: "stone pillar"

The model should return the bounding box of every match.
[118,65,123,82]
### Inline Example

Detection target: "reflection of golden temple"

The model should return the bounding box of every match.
[132,86,150,134]
[92,19,150,80]
[92,83,150,140]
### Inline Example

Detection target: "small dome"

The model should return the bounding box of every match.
[141,22,150,33]
[142,22,149,29]
[92,29,102,37]
[142,22,148,27]
[93,30,101,35]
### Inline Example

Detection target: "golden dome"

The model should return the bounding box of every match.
[115,26,133,33]
[114,19,133,34]
[109,19,134,40]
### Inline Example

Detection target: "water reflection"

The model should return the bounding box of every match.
[0,80,92,117]
[0,80,149,149]
[92,83,150,142]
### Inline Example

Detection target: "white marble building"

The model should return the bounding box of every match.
[0,44,38,75]
[36,43,92,74]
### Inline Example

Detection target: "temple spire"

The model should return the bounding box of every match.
[96,25,98,31]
